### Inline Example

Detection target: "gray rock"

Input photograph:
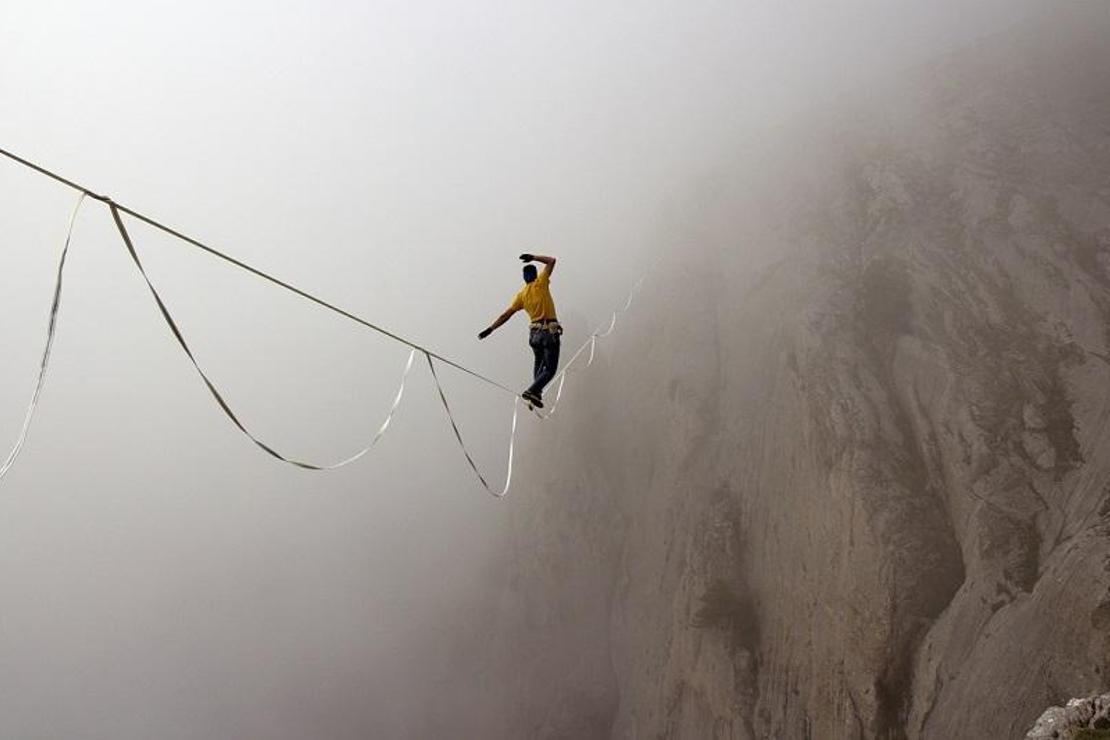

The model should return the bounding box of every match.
[1023,403,1048,431]
[1027,694,1110,739]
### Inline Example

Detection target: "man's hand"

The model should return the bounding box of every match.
[480,307,519,341]
[519,253,535,262]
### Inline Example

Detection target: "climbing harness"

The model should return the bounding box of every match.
[529,319,564,335]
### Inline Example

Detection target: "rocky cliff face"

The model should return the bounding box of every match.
[439,8,1110,739]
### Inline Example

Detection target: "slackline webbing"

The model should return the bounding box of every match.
[0,193,85,482]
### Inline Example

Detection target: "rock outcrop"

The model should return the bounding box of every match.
[1027,694,1110,739]
[435,7,1110,739]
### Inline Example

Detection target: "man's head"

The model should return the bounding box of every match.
[523,264,538,283]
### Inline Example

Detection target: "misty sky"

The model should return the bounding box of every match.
[0,1,1042,737]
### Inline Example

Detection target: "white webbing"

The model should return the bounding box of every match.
[0,193,85,481]
[111,202,416,471]
[316,348,417,470]
[426,352,519,498]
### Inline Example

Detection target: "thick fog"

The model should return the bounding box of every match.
[0,1,1042,737]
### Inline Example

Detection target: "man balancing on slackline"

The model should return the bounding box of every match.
[478,253,561,408]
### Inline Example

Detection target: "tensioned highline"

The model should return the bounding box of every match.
[0,145,517,396]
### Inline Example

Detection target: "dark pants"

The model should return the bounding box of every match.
[527,327,561,398]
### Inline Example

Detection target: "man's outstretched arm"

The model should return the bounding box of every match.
[478,307,519,339]
[520,253,557,277]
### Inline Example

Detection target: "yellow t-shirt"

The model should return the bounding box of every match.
[510,271,557,322]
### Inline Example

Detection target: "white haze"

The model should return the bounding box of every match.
[0,1,1042,737]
